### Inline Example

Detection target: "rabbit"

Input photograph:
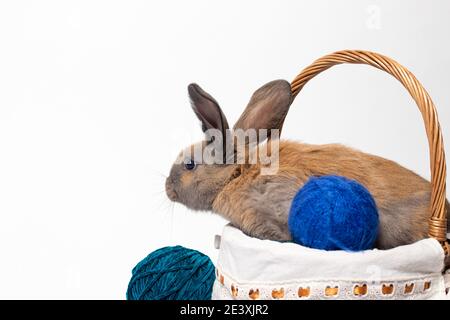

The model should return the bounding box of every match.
[165,80,450,249]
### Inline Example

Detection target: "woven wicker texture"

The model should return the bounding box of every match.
[290,50,448,250]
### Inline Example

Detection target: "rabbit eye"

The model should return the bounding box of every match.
[184,160,196,171]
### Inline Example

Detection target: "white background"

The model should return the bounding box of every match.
[0,0,449,299]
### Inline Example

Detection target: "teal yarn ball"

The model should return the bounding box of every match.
[126,246,215,300]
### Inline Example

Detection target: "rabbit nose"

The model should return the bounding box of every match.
[165,177,178,201]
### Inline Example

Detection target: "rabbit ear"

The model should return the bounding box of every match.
[233,80,293,134]
[188,83,229,137]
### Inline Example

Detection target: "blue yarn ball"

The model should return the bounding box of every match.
[288,175,379,251]
[126,246,215,300]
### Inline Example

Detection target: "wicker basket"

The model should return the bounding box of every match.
[212,50,449,300]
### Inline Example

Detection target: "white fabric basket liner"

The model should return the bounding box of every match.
[212,225,449,300]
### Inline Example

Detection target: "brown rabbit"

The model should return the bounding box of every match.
[165,80,449,249]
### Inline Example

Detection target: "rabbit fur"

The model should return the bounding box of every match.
[165,80,449,249]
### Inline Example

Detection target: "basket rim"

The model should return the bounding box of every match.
[216,224,445,284]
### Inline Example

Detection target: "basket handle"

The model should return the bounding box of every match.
[290,50,448,251]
